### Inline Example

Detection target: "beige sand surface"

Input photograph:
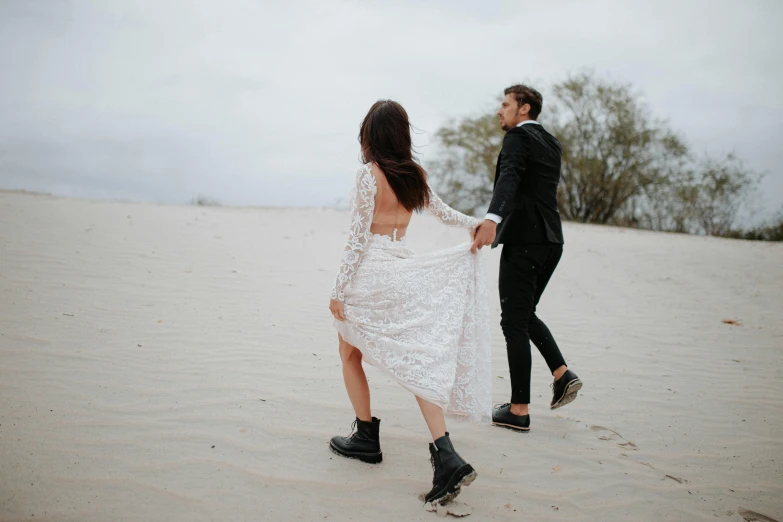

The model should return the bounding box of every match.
[1,191,781,521]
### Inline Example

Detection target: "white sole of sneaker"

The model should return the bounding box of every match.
[551,379,583,410]
[492,421,530,432]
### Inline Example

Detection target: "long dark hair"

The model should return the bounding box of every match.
[359,100,430,212]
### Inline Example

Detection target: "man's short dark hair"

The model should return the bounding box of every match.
[504,84,543,120]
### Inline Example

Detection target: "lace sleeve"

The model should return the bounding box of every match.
[331,165,377,302]
[427,189,480,229]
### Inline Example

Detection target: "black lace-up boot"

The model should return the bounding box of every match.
[423,433,476,505]
[329,417,382,464]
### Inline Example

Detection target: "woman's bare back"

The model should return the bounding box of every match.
[369,164,413,241]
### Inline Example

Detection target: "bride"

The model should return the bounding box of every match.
[328,99,492,505]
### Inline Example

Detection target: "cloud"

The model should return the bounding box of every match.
[1,0,781,215]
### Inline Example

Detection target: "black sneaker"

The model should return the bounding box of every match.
[423,433,477,505]
[492,404,531,432]
[550,369,582,409]
[329,417,383,464]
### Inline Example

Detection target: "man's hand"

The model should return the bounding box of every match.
[329,298,346,321]
[471,220,497,253]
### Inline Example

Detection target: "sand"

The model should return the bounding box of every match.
[1,191,781,521]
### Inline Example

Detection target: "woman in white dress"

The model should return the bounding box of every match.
[328,100,492,505]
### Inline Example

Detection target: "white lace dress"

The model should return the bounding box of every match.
[331,164,492,423]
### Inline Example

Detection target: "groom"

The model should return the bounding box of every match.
[471,84,582,432]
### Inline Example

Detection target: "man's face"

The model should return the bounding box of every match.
[497,93,529,131]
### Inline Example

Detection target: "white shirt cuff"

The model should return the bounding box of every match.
[485,213,502,224]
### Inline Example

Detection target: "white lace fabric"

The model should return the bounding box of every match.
[331,164,492,423]
[331,165,379,302]
[331,164,480,302]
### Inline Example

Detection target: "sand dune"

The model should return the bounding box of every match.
[1,191,781,521]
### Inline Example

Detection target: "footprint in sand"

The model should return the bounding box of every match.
[590,426,638,450]
[738,508,780,522]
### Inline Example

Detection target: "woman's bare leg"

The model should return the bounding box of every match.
[419,395,474,505]
[416,396,447,440]
[338,334,372,422]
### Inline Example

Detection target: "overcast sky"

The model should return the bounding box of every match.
[1,0,781,219]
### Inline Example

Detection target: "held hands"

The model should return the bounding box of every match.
[471,220,497,253]
[329,298,346,321]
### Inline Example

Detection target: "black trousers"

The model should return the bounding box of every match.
[499,243,567,404]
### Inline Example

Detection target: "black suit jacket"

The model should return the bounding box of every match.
[487,122,564,247]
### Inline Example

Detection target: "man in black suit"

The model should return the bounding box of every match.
[471,84,582,432]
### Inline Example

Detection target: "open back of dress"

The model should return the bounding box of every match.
[370,169,413,241]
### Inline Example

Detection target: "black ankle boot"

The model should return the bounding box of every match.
[424,433,477,505]
[329,417,382,464]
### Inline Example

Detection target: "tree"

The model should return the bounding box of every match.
[743,209,783,241]
[547,72,688,224]
[427,113,502,215]
[190,195,220,206]
[682,154,760,236]
[637,154,762,236]
[426,71,766,239]
[428,72,689,223]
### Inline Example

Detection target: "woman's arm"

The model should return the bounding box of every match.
[331,165,377,304]
[426,189,480,230]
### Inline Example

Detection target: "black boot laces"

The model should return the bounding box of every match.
[429,450,438,486]
[346,419,358,441]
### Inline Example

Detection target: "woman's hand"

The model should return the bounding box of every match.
[329,298,346,321]
[469,217,482,241]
